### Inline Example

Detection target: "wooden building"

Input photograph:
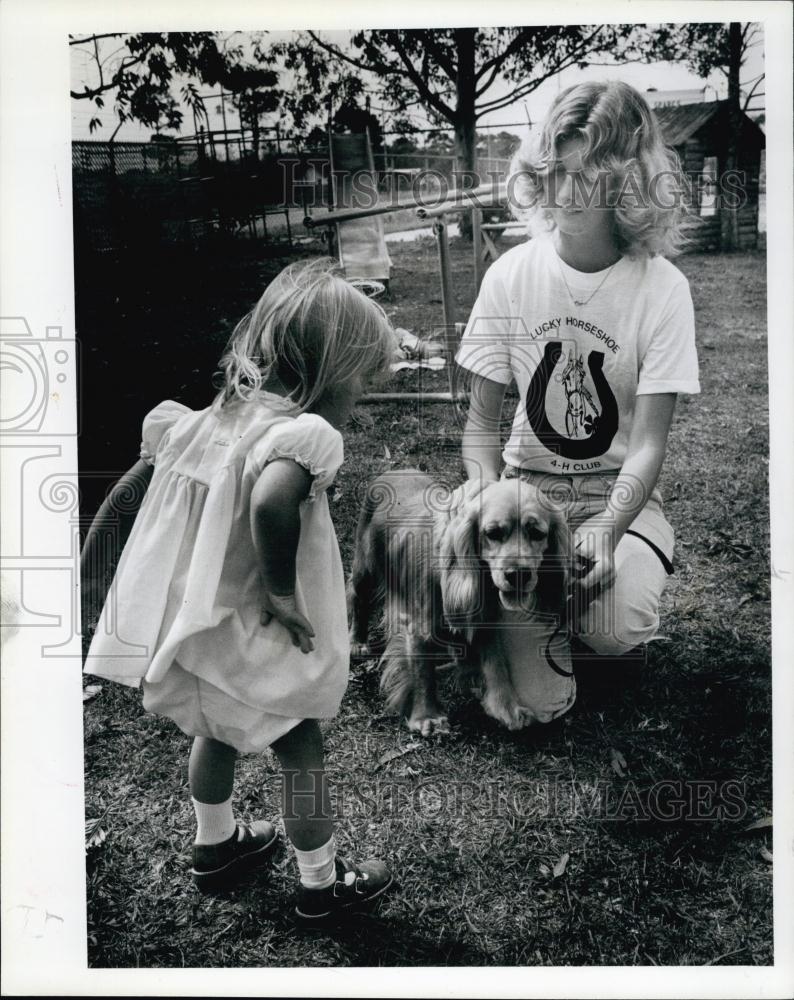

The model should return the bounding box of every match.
[654,100,766,252]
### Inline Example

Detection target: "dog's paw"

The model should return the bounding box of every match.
[468,676,486,700]
[407,713,451,737]
[481,687,533,731]
[514,705,540,728]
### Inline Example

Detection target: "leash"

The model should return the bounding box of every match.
[545,616,575,679]
[543,552,595,679]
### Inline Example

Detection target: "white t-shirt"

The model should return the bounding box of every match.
[456,236,700,475]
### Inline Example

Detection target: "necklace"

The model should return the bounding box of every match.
[557,257,618,307]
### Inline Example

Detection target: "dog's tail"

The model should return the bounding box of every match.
[379,633,414,716]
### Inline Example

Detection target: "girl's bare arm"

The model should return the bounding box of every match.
[80,459,153,600]
[250,458,316,653]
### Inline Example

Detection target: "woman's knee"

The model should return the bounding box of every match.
[576,597,660,656]
[576,536,668,656]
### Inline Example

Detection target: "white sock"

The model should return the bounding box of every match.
[192,795,236,846]
[294,836,337,889]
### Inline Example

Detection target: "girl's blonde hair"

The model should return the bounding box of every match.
[509,80,689,257]
[217,258,396,411]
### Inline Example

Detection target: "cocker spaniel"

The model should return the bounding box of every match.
[348,471,576,735]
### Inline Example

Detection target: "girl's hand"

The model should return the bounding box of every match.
[260,591,315,654]
[572,516,618,606]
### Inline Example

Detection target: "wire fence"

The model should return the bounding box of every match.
[71,137,511,254]
[72,139,296,252]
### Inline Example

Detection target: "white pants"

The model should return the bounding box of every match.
[575,531,670,655]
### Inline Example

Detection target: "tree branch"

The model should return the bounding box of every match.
[474,25,606,100]
[306,31,402,77]
[476,81,547,116]
[69,33,122,46]
[99,44,134,71]
[576,56,657,67]
[475,35,605,116]
[420,33,457,81]
[390,36,455,121]
[301,31,456,124]
[475,28,535,84]
[742,73,765,111]
[70,50,150,100]
[475,58,504,100]
[93,35,104,93]
[475,31,534,100]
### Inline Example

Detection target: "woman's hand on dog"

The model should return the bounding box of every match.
[260,591,315,653]
[572,516,618,604]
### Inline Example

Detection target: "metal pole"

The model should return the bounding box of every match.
[471,206,483,292]
[433,213,463,409]
[303,197,425,229]
[219,89,228,134]
[434,215,455,331]
[303,185,505,231]
[416,182,506,220]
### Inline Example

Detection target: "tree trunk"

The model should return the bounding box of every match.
[722,22,742,251]
[453,28,478,239]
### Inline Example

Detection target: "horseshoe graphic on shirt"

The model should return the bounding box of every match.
[525,341,619,459]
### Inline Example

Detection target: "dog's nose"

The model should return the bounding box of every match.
[504,569,533,590]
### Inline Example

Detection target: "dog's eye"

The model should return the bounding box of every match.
[524,524,547,542]
[483,524,505,542]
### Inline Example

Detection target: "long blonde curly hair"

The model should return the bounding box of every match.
[508,80,691,257]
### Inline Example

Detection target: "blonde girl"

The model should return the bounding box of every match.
[457,80,700,676]
[82,258,397,921]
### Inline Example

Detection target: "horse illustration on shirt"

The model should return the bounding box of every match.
[526,341,619,460]
[561,351,600,438]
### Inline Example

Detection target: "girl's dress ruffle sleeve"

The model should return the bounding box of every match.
[249,412,344,502]
[140,400,192,464]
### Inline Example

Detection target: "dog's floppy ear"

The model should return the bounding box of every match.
[536,505,572,617]
[438,497,482,633]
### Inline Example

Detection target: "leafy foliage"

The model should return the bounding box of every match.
[71,32,281,134]
[275,27,628,126]
[332,104,385,152]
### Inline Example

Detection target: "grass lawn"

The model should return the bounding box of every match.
[80,234,771,967]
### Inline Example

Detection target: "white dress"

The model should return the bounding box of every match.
[84,393,349,752]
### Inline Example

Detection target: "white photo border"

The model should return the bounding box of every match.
[1,0,791,995]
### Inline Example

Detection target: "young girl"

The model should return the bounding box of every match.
[457,80,700,665]
[82,258,397,921]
